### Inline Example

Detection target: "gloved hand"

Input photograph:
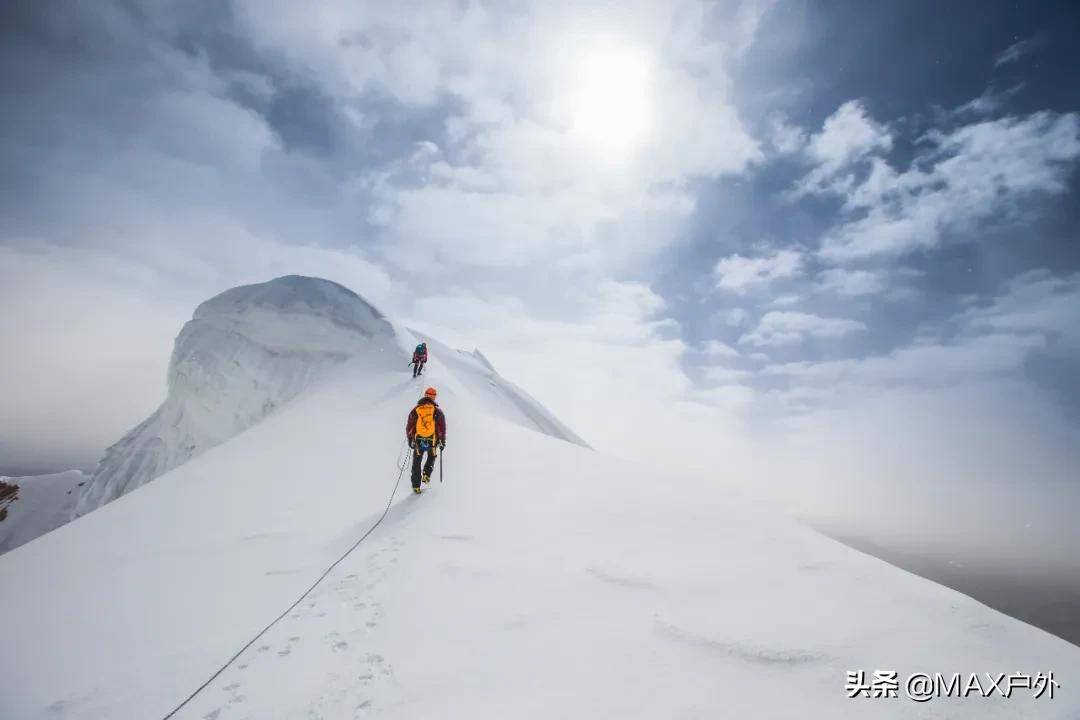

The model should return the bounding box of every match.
[438,439,446,450]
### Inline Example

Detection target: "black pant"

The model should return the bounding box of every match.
[411,440,436,488]
[412,360,426,377]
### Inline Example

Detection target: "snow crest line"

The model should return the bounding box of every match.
[160,440,411,720]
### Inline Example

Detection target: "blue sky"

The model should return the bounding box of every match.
[2,0,1079,490]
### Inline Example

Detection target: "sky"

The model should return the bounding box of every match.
[2,0,1080,543]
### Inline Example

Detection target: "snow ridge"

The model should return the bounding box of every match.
[74,276,401,516]
[411,331,590,449]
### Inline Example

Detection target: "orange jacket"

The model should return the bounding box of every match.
[405,397,446,443]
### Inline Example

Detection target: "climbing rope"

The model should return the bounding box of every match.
[161,440,411,719]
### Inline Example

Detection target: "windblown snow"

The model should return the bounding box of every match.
[2,275,1077,720]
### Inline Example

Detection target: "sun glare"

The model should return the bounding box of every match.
[567,43,654,158]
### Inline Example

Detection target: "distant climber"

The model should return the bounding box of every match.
[411,342,428,378]
[405,386,446,494]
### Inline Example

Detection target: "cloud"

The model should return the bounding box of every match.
[702,339,740,358]
[768,294,801,307]
[724,308,750,327]
[817,268,887,296]
[808,108,1080,261]
[767,115,807,155]
[792,100,892,198]
[807,100,892,169]
[714,249,803,293]
[704,366,753,384]
[762,268,1080,410]
[953,83,1025,118]
[232,0,763,185]
[259,1,767,280]
[738,311,865,347]
[961,269,1080,349]
[994,37,1040,67]
[765,332,1042,389]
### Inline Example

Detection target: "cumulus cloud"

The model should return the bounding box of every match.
[702,339,740,358]
[767,115,807,155]
[738,311,866,347]
[807,100,892,170]
[714,249,803,293]
[817,268,887,296]
[806,107,1080,261]
[792,100,893,198]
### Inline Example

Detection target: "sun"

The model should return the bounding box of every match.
[566,42,654,158]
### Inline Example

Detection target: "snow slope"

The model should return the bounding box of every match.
[2,357,1079,718]
[0,470,87,554]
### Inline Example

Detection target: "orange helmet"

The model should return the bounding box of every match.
[424,387,437,398]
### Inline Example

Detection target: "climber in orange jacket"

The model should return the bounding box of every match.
[405,386,446,493]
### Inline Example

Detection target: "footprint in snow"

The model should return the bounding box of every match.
[655,618,825,667]
[322,631,349,651]
[364,653,392,677]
